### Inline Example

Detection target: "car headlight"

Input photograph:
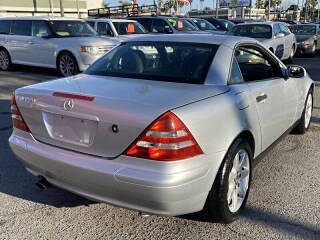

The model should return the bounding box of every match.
[80,46,100,55]
[302,39,313,46]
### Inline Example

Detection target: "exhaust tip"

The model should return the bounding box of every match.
[36,176,51,190]
[138,212,150,217]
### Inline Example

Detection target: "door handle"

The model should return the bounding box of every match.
[256,93,268,103]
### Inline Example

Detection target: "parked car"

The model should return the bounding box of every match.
[9,34,314,223]
[0,16,119,76]
[85,19,146,40]
[228,22,297,62]
[289,24,320,56]
[202,18,235,31]
[128,16,200,34]
[187,18,225,34]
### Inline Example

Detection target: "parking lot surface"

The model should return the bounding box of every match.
[0,55,320,240]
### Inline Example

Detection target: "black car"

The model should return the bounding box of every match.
[289,24,320,56]
[202,18,235,32]
[128,16,200,34]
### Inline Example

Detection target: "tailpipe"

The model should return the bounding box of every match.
[36,176,51,190]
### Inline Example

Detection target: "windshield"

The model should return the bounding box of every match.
[49,20,97,37]
[167,18,198,31]
[290,25,316,35]
[86,42,218,84]
[191,19,216,31]
[229,25,272,39]
[112,21,146,35]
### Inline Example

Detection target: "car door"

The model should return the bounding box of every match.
[235,44,289,151]
[273,23,285,59]
[30,20,56,67]
[0,20,11,49]
[8,20,33,64]
[279,23,293,58]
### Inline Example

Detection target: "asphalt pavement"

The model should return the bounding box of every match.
[0,55,319,240]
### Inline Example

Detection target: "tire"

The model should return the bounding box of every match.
[293,90,313,134]
[206,138,252,223]
[0,48,11,71]
[57,52,79,77]
[287,46,295,63]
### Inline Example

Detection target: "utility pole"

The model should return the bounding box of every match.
[76,0,80,18]
[60,0,64,17]
[268,0,271,20]
[215,0,219,18]
[49,0,54,15]
[318,0,319,22]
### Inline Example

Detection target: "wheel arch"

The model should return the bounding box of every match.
[56,50,78,69]
[230,130,255,159]
[0,46,11,59]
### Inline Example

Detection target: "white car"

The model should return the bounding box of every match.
[85,19,146,41]
[229,22,297,62]
[0,16,119,76]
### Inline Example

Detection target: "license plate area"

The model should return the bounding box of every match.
[42,112,98,147]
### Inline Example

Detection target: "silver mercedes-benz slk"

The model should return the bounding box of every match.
[9,34,314,223]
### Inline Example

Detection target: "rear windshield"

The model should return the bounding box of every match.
[229,24,272,39]
[289,25,316,35]
[86,42,218,84]
[112,21,146,35]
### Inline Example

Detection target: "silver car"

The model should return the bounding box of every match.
[85,19,146,41]
[9,34,314,223]
[0,16,119,76]
[229,22,297,62]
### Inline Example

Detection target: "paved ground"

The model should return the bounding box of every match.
[0,55,320,240]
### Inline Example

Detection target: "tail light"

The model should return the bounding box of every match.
[11,95,30,132]
[125,112,203,161]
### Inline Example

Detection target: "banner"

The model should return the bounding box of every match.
[219,0,250,8]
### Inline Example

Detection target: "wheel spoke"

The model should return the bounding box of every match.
[240,168,249,180]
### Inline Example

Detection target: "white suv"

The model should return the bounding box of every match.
[0,16,119,76]
[85,19,146,41]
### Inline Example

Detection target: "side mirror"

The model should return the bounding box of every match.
[287,65,306,78]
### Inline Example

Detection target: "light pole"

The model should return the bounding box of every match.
[60,0,64,17]
[49,0,54,15]
[268,0,271,20]
[76,0,80,18]
[216,0,219,18]
[318,0,320,22]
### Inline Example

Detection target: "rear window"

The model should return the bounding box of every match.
[11,20,32,36]
[0,20,11,34]
[112,22,145,35]
[86,42,218,84]
[229,24,272,39]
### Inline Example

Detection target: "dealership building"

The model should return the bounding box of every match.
[0,0,104,18]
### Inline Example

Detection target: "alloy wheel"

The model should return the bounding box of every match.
[305,94,313,129]
[59,55,76,77]
[0,50,10,70]
[227,149,250,213]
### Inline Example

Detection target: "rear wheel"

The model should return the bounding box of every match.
[293,90,313,134]
[0,49,11,71]
[206,138,252,223]
[57,52,79,77]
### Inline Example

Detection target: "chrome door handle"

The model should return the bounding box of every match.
[256,94,268,103]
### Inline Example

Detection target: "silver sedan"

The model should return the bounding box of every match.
[9,34,314,223]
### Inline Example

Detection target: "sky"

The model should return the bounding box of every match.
[103,0,309,12]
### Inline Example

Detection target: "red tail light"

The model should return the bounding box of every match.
[125,112,203,161]
[11,95,30,132]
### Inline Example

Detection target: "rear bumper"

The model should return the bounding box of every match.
[9,130,225,216]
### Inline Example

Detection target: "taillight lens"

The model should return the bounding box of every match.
[11,95,30,132]
[125,112,203,161]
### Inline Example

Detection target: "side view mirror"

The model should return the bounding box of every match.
[275,32,285,38]
[287,65,306,78]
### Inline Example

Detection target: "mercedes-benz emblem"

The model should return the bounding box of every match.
[63,99,74,111]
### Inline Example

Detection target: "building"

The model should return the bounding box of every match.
[0,0,104,18]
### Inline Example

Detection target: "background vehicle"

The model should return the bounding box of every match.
[187,18,225,34]
[0,16,118,76]
[128,16,200,34]
[202,18,235,32]
[85,19,146,40]
[289,24,320,56]
[9,34,314,224]
[228,22,297,62]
